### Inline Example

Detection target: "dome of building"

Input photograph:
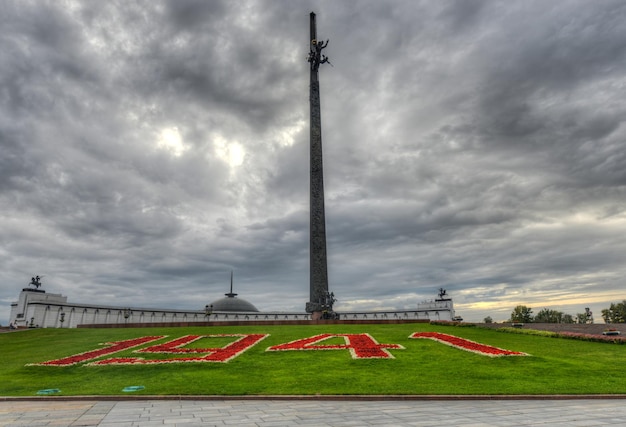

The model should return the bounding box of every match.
[208,272,259,312]
[209,294,259,312]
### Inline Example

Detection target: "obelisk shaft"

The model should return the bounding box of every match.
[306,12,329,314]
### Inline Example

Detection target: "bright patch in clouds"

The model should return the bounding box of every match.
[214,134,245,167]
[157,127,186,157]
[276,119,305,147]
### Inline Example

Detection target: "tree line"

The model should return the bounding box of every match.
[505,301,626,324]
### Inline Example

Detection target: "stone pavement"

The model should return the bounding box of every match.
[1,398,626,426]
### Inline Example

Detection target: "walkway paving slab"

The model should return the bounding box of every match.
[1,398,626,426]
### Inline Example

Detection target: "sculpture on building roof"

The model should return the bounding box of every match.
[29,275,42,289]
[436,288,451,301]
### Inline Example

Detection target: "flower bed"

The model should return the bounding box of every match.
[91,334,269,364]
[267,333,404,359]
[410,332,528,357]
[28,331,530,366]
[496,327,626,344]
[559,331,625,343]
[29,336,165,366]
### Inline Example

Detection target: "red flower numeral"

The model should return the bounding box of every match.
[30,336,165,366]
[267,333,404,359]
[410,332,528,357]
[91,334,268,364]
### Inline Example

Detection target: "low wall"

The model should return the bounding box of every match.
[477,323,626,335]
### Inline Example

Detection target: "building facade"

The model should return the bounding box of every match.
[10,288,456,328]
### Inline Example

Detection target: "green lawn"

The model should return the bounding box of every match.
[1,323,625,396]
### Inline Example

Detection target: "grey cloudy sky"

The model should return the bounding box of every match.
[2,0,625,324]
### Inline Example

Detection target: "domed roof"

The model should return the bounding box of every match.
[209,295,259,312]
[209,271,259,312]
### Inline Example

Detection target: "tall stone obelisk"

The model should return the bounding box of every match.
[305,12,334,318]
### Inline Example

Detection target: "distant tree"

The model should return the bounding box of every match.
[483,316,493,324]
[575,307,594,324]
[601,301,626,323]
[575,313,587,323]
[562,314,574,324]
[534,308,564,323]
[510,305,533,323]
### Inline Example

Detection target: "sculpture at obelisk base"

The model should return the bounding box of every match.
[305,12,336,320]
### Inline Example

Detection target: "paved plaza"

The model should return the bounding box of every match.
[1,398,625,426]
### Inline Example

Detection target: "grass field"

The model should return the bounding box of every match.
[1,323,625,396]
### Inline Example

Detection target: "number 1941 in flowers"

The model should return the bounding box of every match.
[29,332,528,366]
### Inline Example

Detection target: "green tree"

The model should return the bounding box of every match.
[601,301,626,323]
[483,316,493,324]
[575,308,594,324]
[562,314,574,324]
[510,305,533,323]
[576,313,587,323]
[534,308,564,323]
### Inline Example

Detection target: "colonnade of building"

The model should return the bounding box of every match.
[10,288,455,328]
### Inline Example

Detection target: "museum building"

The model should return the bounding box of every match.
[9,285,457,328]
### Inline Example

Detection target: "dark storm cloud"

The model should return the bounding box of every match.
[2,0,626,324]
